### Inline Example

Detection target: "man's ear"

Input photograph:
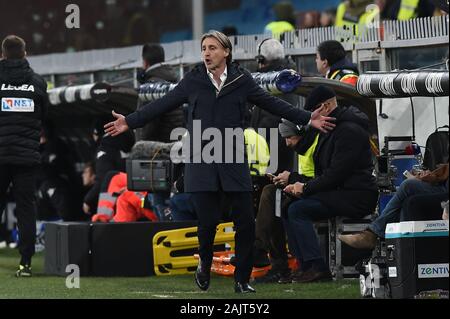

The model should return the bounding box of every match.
[224,48,230,57]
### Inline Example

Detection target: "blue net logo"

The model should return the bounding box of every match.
[1,98,34,112]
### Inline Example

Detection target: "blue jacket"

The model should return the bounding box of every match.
[126,62,312,192]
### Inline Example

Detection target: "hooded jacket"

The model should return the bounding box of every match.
[138,64,184,142]
[303,105,379,217]
[0,59,48,166]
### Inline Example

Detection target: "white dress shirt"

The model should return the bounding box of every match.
[207,66,228,93]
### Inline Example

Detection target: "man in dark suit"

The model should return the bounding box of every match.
[105,30,335,293]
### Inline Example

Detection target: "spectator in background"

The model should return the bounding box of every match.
[316,40,359,86]
[264,1,296,39]
[82,124,135,216]
[299,11,320,29]
[222,26,238,37]
[335,0,380,38]
[137,43,184,142]
[339,164,448,249]
[137,43,185,221]
[320,8,336,27]
[376,0,436,20]
[82,162,96,188]
[251,38,298,177]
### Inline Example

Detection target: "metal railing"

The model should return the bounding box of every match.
[28,16,449,77]
[384,15,448,42]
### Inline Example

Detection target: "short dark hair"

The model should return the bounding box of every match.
[2,35,26,59]
[201,30,233,64]
[142,43,165,66]
[317,40,346,67]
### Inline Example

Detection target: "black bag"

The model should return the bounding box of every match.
[422,126,449,171]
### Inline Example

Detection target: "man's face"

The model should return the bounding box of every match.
[315,52,329,75]
[285,135,301,148]
[315,97,338,116]
[82,167,95,187]
[142,59,150,70]
[201,37,229,72]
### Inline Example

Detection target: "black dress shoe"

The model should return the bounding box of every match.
[295,269,332,283]
[234,282,256,293]
[194,261,210,291]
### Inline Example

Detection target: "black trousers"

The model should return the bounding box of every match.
[0,164,37,264]
[190,191,255,283]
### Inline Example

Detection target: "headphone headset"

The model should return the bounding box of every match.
[255,38,271,65]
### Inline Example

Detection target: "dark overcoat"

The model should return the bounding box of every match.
[126,62,312,192]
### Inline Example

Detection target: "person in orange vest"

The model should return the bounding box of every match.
[315,40,359,86]
[92,171,157,223]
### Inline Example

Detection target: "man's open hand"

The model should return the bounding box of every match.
[310,105,336,133]
[104,111,129,136]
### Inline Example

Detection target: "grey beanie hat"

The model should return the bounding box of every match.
[278,119,304,138]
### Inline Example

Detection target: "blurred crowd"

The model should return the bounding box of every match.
[267,0,447,33]
[0,1,447,56]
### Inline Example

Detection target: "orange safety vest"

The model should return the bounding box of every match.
[93,172,128,222]
[113,190,158,222]
[92,172,156,223]
[328,69,359,86]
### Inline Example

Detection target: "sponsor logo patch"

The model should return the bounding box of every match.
[1,97,35,112]
[418,264,449,279]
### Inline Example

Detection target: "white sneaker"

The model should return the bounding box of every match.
[0,241,7,249]
[8,242,17,249]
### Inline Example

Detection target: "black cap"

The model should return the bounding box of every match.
[304,85,336,111]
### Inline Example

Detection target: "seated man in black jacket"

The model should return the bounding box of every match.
[283,86,379,283]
